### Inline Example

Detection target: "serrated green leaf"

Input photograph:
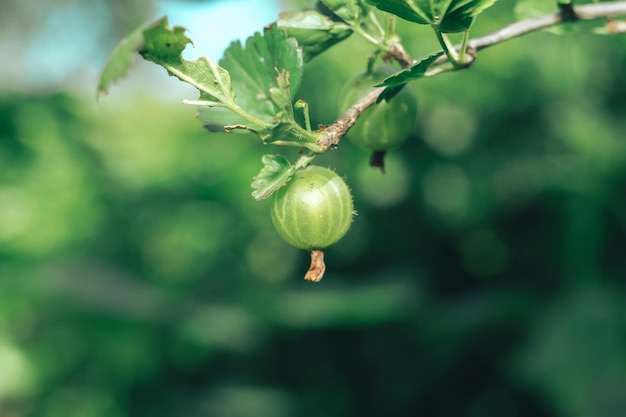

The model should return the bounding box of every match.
[97,21,147,98]
[367,0,499,32]
[219,24,303,126]
[251,154,295,200]
[276,10,353,62]
[203,27,323,151]
[375,51,444,99]
[191,24,312,144]
[320,0,370,25]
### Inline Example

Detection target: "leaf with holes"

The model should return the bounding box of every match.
[140,17,237,107]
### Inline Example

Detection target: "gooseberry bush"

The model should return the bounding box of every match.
[98,0,626,282]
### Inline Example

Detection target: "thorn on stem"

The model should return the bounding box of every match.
[305,249,326,282]
[607,19,626,34]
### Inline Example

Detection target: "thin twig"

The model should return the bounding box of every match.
[317,1,626,151]
[316,86,384,150]
[440,1,626,65]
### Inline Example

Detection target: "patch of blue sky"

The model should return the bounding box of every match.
[19,0,281,90]
[23,0,112,88]
[156,0,283,61]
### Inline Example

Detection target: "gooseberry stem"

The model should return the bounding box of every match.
[305,249,326,282]
[370,150,386,173]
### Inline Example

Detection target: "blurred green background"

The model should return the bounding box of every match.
[1,0,626,416]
